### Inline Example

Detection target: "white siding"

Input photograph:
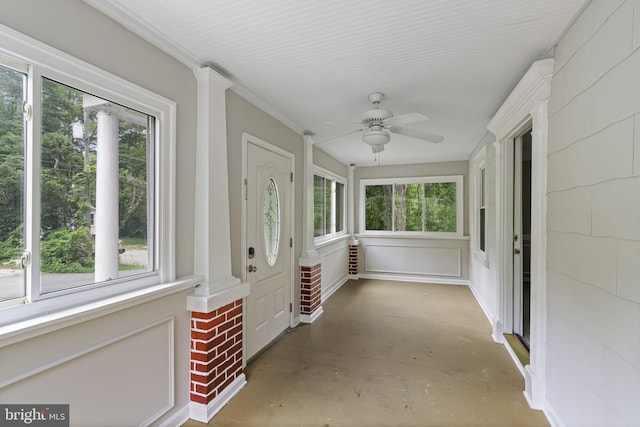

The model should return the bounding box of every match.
[546,1,640,425]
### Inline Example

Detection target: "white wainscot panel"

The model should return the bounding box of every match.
[365,244,461,277]
[317,238,349,301]
[1,317,175,426]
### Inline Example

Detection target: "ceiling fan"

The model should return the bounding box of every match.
[319,92,444,153]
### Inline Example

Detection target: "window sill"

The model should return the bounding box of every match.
[0,275,200,347]
[314,233,350,249]
[356,233,470,241]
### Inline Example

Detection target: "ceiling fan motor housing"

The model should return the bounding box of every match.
[361,108,393,125]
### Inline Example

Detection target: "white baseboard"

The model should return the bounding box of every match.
[359,273,468,286]
[158,404,190,427]
[543,398,567,427]
[188,374,247,423]
[502,340,526,377]
[300,306,324,323]
[467,282,499,341]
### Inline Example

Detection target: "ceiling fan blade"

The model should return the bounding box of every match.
[314,128,364,146]
[383,112,430,126]
[389,126,444,143]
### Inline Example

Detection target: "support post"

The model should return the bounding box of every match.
[298,135,323,323]
[187,67,249,422]
[94,110,119,282]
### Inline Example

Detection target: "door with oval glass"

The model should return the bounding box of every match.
[245,141,293,359]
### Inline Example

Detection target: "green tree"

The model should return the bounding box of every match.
[365,185,392,230]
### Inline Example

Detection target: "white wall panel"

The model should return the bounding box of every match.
[358,236,469,283]
[365,245,460,277]
[317,238,349,301]
[2,318,175,426]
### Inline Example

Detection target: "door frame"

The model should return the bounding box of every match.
[241,132,295,363]
[487,59,553,410]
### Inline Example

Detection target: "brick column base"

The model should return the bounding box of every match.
[189,299,246,422]
[300,263,323,323]
[348,242,359,276]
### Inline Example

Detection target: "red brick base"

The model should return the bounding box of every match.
[348,243,359,275]
[300,264,321,315]
[190,299,243,405]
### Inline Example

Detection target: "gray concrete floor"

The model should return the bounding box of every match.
[184,279,549,427]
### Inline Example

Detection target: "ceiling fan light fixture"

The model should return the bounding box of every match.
[362,128,390,147]
[371,144,385,154]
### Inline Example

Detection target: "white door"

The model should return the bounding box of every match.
[246,141,293,359]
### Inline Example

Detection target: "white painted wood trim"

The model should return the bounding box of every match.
[0,316,175,391]
[358,274,469,286]
[188,374,247,423]
[487,59,554,138]
[241,132,297,333]
[298,255,324,268]
[302,135,319,258]
[348,164,356,235]
[467,281,498,341]
[158,405,190,427]
[187,280,250,313]
[0,276,198,347]
[543,399,568,427]
[300,306,324,323]
[502,339,526,377]
[193,67,237,293]
[488,58,553,411]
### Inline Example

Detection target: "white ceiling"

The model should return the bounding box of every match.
[86,0,585,167]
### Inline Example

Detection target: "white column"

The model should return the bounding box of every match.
[301,135,318,258]
[95,110,119,282]
[189,67,246,301]
[347,164,356,239]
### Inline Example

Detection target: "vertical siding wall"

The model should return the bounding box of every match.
[468,144,499,330]
[547,1,640,425]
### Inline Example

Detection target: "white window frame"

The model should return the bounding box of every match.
[0,24,176,327]
[313,166,346,245]
[359,175,463,237]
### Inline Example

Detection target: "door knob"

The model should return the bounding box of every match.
[248,265,257,273]
[514,249,521,254]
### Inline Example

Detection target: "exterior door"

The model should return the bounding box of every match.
[513,129,532,349]
[245,141,292,359]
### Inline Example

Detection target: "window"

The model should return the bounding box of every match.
[313,167,345,241]
[0,27,175,315]
[360,176,463,236]
[479,166,486,252]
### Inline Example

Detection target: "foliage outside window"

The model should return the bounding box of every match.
[361,176,463,235]
[313,168,345,241]
[0,32,173,310]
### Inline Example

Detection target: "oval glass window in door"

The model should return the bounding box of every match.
[263,178,280,266]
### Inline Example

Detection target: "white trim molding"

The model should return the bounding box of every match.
[299,307,324,323]
[487,58,553,410]
[188,374,247,423]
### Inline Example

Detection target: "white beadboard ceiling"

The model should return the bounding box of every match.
[86,0,585,167]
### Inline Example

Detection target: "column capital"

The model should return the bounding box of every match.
[193,66,233,90]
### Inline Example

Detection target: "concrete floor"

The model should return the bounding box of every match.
[184,279,549,427]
